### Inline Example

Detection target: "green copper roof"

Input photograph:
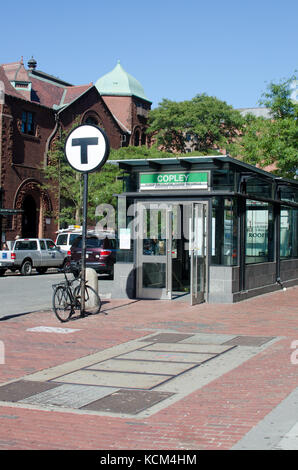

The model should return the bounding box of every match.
[95,61,150,102]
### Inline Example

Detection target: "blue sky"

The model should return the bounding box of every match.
[1,0,297,109]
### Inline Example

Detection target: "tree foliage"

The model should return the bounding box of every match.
[147,94,244,153]
[44,132,176,227]
[43,126,123,227]
[229,75,298,178]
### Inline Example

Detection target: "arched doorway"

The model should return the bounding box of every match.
[22,195,37,237]
[134,129,140,146]
[14,179,53,239]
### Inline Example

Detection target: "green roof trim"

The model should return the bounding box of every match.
[95,61,150,102]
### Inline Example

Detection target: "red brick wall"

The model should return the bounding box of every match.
[59,88,123,149]
[1,96,58,240]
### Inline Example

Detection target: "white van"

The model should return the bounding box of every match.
[55,226,115,253]
[55,227,83,253]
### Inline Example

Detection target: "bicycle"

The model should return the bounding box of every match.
[52,267,102,322]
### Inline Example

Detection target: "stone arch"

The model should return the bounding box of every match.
[14,179,52,238]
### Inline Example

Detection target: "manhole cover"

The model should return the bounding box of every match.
[0,380,59,402]
[142,333,194,343]
[223,336,274,347]
[81,389,173,415]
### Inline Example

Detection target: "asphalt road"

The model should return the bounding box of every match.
[0,270,66,319]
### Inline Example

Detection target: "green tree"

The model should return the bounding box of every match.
[147,94,244,153]
[43,126,122,228]
[229,75,298,178]
[44,131,175,228]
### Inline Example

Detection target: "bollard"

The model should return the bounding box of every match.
[85,268,98,308]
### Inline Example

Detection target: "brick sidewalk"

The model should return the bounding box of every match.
[0,287,297,450]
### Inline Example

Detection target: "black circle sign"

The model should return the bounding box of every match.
[64,124,110,173]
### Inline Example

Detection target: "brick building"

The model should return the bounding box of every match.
[0,58,151,244]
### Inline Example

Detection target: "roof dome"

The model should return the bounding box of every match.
[95,61,150,102]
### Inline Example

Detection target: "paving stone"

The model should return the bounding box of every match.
[21,384,119,409]
[181,333,236,344]
[81,389,173,415]
[54,369,171,389]
[0,380,59,402]
[87,359,196,375]
[141,342,234,354]
[120,349,215,364]
[223,336,274,347]
[141,333,194,343]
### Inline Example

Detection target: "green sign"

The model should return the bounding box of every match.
[140,172,209,190]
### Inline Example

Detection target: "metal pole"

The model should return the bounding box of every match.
[81,172,88,315]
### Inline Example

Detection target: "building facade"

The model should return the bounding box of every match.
[98,155,298,303]
[0,58,151,243]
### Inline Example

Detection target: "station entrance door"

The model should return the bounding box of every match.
[136,201,207,305]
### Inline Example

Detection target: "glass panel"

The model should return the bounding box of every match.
[246,177,272,199]
[191,204,206,305]
[212,169,235,191]
[245,200,274,264]
[46,240,56,250]
[280,206,298,259]
[142,263,166,288]
[211,197,238,266]
[39,240,46,250]
[280,187,298,204]
[142,208,166,256]
[21,111,27,133]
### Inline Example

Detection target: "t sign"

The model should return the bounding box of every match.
[64,124,110,173]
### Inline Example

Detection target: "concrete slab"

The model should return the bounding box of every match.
[54,369,171,389]
[141,342,233,354]
[120,350,215,363]
[87,359,196,375]
[21,384,119,409]
[181,333,236,344]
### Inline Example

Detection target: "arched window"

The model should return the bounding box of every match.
[85,116,98,126]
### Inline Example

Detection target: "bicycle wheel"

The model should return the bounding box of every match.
[52,286,73,322]
[74,284,101,315]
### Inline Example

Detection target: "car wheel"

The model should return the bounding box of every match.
[21,260,32,276]
[0,269,6,276]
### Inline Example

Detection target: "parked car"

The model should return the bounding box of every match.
[0,238,69,276]
[69,235,116,278]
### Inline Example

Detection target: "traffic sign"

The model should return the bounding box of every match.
[64,124,110,173]
[64,123,110,316]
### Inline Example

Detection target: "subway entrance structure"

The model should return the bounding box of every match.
[103,155,298,304]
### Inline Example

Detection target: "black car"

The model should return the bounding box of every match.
[69,235,116,278]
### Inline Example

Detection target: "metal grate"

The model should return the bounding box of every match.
[223,336,274,347]
[142,333,194,343]
[81,389,173,415]
[0,380,59,402]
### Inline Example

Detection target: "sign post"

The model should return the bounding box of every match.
[64,124,110,315]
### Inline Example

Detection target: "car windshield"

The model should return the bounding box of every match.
[74,237,104,249]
